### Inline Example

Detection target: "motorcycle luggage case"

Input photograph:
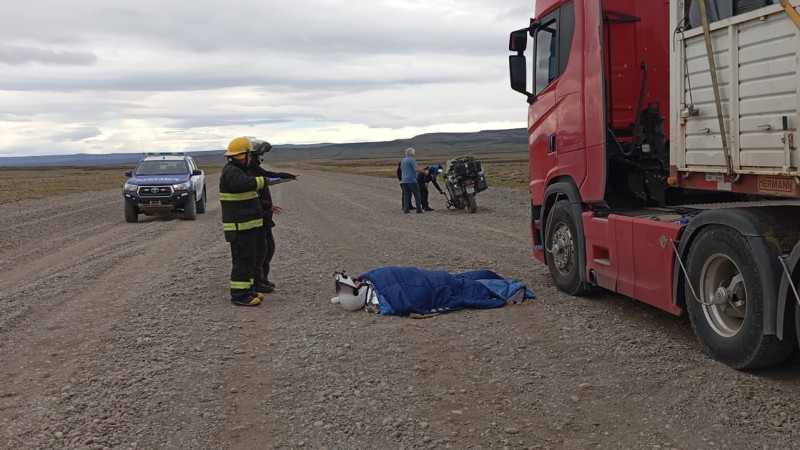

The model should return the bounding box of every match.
[452,160,482,177]
[475,174,488,192]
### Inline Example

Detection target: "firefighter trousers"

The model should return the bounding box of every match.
[229,228,259,301]
[254,225,276,288]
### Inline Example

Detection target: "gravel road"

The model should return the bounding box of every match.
[1,168,800,450]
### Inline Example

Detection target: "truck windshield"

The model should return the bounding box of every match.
[135,160,188,175]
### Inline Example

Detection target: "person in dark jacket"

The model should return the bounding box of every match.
[396,161,404,209]
[247,140,297,294]
[417,164,444,211]
[219,137,270,307]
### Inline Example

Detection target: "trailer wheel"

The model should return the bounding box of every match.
[467,196,477,213]
[685,226,794,369]
[545,201,589,296]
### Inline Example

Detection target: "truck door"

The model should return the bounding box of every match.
[529,8,559,188]
[530,3,580,187]
[528,0,605,203]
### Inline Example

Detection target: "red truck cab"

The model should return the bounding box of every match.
[509,0,800,369]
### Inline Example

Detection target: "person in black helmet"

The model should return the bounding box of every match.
[248,140,297,294]
[417,164,444,211]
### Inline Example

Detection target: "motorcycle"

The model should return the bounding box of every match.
[443,156,488,213]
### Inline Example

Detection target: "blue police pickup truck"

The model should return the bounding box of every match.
[122,154,206,222]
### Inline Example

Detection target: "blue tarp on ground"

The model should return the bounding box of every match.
[357,266,534,316]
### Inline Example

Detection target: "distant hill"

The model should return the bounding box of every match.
[0,128,527,168]
[0,150,226,168]
[267,128,527,163]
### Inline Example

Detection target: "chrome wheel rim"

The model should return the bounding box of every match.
[700,253,746,337]
[550,222,574,276]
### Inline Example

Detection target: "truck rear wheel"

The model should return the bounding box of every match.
[182,195,197,220]
[467,196,477,213]
[124,202,139,223]
[684,226,795,369]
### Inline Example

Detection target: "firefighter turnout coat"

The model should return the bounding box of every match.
[219,160,266,241]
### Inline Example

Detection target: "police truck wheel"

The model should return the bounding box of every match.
[124,202,139,223]
[196,186,207,214]
[182,196,197,220]
[467,196,477,213]
[684,226,795,369]
[545,201,590,296]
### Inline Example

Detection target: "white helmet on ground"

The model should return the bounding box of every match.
[338,286,369,311]
[333,272,368,312]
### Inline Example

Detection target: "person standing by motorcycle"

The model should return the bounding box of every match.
[417,164,444,211]
[399,147,428,214]
[247,139,297,294]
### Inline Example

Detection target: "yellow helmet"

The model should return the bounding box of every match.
[224,137,253,157]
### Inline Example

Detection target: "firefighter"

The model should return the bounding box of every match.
[219,137,270,307]
[247,140,297,294]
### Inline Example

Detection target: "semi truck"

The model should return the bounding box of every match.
[508,0,800,368]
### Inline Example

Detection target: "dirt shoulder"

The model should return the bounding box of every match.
[1,169,799,450]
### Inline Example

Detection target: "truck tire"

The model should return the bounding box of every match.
[467,196,477,213]
[796,304,800,352]
[196,186,207,214]
[545,200,591,296]
[684,226,795,369]
[182,195,197,220]
[124,202,139,223]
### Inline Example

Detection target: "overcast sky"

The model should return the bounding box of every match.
[0,0,532,157]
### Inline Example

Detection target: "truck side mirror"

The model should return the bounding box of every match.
[509,29,528,52]
[124,171,133,177]
[509,55,533,102]
[509,27,534,102]
[192,169,203,176]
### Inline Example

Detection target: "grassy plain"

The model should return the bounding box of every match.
[0,165,223,205]
[280,151,530,190]
[0,152,528,205]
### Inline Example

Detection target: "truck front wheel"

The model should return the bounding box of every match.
[684,226,795,369]
[124,202,139,223]
[545,201,591,296]
[196,186,207,214]
[182,195,197,220]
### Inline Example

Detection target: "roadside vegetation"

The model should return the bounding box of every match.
[279,151,530,190]
[0,164,223,205]
[0,151,528,205]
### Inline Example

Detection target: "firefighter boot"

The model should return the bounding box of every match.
[231,296,261,307]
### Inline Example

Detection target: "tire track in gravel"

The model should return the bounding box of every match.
[0,191,124,272]
[0,178,242,449]
[221,169,573,449]
[230,169,800,450]
[3,169,800,450]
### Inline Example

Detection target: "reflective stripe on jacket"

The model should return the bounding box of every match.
[219,161,266,236]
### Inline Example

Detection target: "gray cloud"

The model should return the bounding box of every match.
[52,127,103,142]
[0,44,97,66]
[0,0,530,156]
